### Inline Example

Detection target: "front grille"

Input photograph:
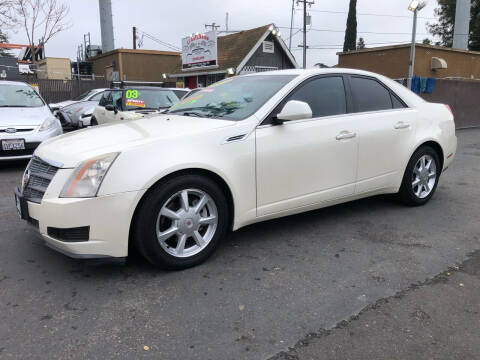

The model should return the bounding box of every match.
[23,157,59,203]
[0,142,40,158]
[47,226,90,242]
[0,128,35,133]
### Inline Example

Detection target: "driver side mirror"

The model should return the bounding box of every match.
[273,100,312,125]
[105,104,118,114]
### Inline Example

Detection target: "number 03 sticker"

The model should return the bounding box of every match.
[126,90,138,99]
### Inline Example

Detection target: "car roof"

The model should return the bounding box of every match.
[0,80,31,86]
[109,86,174,91]
[243,68,389,78]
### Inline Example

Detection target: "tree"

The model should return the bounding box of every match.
[343,0,357,52]
[0,30,14,56]
[427,0,480,51]
[14,0,70,63]
[422,38,432,45]
[357,37,366,49]
[0,1,18,28]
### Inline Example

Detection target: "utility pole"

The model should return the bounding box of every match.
[297,0,314,69]
[407,9,417,90]
[205,23,220,32]
[225,13,229,33]
[453,0,471,50]
[289,0,295,50]
[133,27,137,49]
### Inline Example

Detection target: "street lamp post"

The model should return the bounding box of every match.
[407,0,428,90]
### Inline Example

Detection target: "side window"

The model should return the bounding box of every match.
[287,76,347,118]
[391,94,406,109]
[350,76,393,112]
[98,91,112,107]
[112,91,123,109]
[90,92,104,102]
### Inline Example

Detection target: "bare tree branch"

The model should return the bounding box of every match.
[12,0,70,62]
[0,0,19,28]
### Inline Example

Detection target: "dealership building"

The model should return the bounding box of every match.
[166,24,298,88]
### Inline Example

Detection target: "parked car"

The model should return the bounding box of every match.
[0,81,62,161]
[14,69,457,270]
[91,86,179,125]
[57,100,99,129]
[49,88,107,113]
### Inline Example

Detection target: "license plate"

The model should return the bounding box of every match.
[2,139,25,151]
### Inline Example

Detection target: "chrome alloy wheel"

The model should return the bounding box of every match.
[156,189,218,258]
[412,154,437,199]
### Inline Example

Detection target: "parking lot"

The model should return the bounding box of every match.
[0,128,479,360]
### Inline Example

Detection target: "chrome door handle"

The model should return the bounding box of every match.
[394,121,410,129]
[336,131,357,140]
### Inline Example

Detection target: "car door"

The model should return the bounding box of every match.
[95,90,111,123]
[256,75,359,217]
[347,75,417,194]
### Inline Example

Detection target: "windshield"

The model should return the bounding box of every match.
[73,90,94,101]
[123,89,179,110]
[168,75,296,120]
[0,84,44,108]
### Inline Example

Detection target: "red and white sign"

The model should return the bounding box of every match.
[182,31,218,70]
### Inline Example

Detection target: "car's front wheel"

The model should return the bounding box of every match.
[133,174,229,270]
[398,146,441,206]
[90,116,98,126]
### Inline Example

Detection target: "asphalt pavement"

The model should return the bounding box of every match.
[0,128,479,360]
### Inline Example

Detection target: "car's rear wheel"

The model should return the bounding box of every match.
[398,146,441,206]
[133,175,229,270]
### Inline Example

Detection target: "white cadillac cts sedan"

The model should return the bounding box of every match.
[15,69,457,269]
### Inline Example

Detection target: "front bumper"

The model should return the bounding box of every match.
[26,190,143,259]
[0,126,62,161]
[16,166,146,259]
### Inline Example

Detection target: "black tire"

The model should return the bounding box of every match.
[133,174,229,270]
[398,146,441,206]
[90,116,98,126]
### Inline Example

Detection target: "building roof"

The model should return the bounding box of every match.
[337,43,480,56]
[167,24,297,77]
[89,48,180,61]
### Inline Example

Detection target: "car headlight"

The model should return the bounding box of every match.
[60,153,119,198]
[39,117,58,132]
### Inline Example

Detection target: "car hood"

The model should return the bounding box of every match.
[50,100,77,109]
[0,106,52,127]
[60,101,97,115]
[35,114,236,168]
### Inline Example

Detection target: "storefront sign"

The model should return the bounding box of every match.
[182,31,218,70]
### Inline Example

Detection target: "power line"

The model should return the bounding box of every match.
[136,28,181,52]
[277,26,431,36]
[297,8,436,20]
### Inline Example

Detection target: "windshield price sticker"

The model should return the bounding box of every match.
[126,99,145,108]
[126,90,139,99]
